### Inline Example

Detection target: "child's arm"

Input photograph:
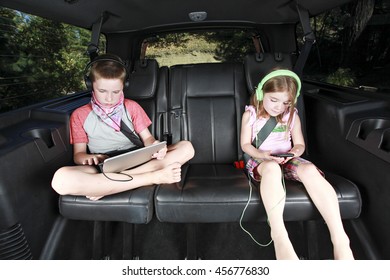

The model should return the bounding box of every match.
[289,115,305,157]
[73,143,108,165]
[138,128,158,146]
[138,128,168,160]
[240,111,271,160]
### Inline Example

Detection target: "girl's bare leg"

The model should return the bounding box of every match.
[258,161,299,260]
[297,163,354,260]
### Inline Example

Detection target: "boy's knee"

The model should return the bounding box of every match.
[180,140,195,159]
[51,166,70,195]
[186,141,195,158]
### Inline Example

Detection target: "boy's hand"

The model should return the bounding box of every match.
[152,145,168,160]
[82,154,108,165]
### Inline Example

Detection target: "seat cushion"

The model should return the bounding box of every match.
[59,185,155,224]
[155,164,249,223]
[155,165,361,223]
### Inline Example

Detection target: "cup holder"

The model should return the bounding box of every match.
[22,128,54,148]
[348,118,390,163]
[357,119,390,140]
[21,127,66,162]
[379,129,390,153]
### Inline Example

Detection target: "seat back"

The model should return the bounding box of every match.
[125,59,168,140]
[168,63,249,164]
[244,52,295,93]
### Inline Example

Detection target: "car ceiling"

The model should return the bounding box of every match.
[2,0,353,33]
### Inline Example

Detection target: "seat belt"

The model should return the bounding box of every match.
[252,117,277,148]
[86,12,107,61]
[120,120,144,148]
[293,3,316,77]
[251,33,264,54]
[242,116,277,164]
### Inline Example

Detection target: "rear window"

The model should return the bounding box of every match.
[144,30,256,67]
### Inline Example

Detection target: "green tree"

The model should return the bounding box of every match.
[203,30,254,62]
[304,0,388,88]
[0,7,93,113]
[0,8,22,111]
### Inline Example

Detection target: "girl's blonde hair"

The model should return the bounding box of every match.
[251,69,299,129]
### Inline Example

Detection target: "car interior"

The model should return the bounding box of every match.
[0,0,389,261]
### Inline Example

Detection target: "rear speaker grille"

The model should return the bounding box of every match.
[0,223,33,260]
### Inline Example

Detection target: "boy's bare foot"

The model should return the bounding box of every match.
[153,162,182,184]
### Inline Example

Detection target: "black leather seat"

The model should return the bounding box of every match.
[59,187,155,224]
[156,164,249,223]
[156,170,361,223]
[58,59,164,259]
[125,59,169,140]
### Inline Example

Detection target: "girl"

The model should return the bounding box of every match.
[52,54,194,200]
[240,69,354,260]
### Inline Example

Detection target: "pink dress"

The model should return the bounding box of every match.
[244,105,323,182]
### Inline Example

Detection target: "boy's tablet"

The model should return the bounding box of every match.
[99,141,166,173]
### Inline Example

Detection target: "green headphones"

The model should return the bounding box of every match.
[255,69,301,103]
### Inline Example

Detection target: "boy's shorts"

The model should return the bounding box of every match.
[246,157,324,182]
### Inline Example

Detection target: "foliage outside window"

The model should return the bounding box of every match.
[145,30,255,67]
[303,0,390,92]
[0,7,105,113]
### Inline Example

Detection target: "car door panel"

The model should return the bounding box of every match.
[304,82,390,259]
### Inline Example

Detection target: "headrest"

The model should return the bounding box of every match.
[182,63,241,98]
[244,53,295,93]
[124,59,159,99]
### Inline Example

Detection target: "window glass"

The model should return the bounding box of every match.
[145,30,256,67]
[302,0,390,92]
[0,7,105,113]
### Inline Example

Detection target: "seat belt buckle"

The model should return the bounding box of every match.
[234,160,245,169]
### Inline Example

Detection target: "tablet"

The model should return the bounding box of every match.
[99,141,167,173]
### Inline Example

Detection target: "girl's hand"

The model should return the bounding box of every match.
[270,154,286,164]
[254,151,284,164]
[280,150,297,164]
[280,156,293,165]
[82,154,108,165]
[264,151,293,164]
